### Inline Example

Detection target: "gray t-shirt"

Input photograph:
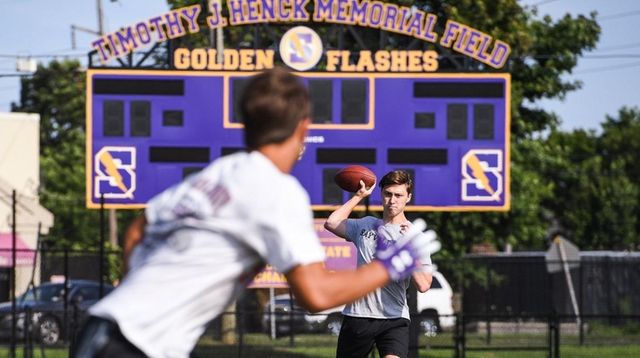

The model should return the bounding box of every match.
[342,216,431,320]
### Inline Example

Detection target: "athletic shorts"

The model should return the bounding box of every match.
[336,316,410,358]
[71,316,147,358]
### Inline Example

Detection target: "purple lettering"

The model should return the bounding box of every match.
[292,0,309,20]
[463,30,481,56]
[91,38,110,62]
[440,21,460,47]
[261,0,276,20]
[421,13,438,42]
[149,16,167,41]
[314,0,334,21]
[350,0,368,24]
[106,33,120,57]
[164,11,184,37]
[207,2,226,28]
[336,0,349,22]
[382,6,398,30]
[115,27,138,54]
[369,2,383,27]
[489,41,510,68]
[228,0,244,24]
[136,22,152,45]
[180,5,201,32]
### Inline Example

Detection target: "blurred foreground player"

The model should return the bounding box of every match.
[73,67,433,358]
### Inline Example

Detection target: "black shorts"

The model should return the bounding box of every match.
[71,316,147,358]
[336,316,410,358]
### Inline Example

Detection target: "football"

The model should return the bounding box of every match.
[334,165,377,192]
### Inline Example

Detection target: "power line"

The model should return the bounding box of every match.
[597,42,640,52]
[600,9,640,21]
[531,0,560,6]
[581,54,640,59]
[575,60,640,75]
[0,53,85,59]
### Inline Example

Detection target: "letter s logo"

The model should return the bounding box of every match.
[94,146,136,199]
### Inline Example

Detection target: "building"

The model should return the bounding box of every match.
[0,112,54,297]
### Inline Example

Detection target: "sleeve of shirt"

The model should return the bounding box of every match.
[260,180,326,274]
[344,219,359,243]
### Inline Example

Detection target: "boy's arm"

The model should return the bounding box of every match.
[285,261,388,312]
[324,180,375,238]
[288,220,433,312]
[123,214,147,273]
[412,271,432,293]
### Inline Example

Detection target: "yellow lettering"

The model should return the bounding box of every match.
[422,50,438,71]
[340,51,356,71]
[239,49,253,70]
[325,246,335,258]
[191,48,207,70]
[375,50,390,71]
[255,50,274,69]
[339,246,351,257]
[223,49,239,70]
[326,50,340,71]
[356,51,375,72]
[207,49,222,70]
[407,51,422,72]
[390,50,407,72]
[174,48,190,70]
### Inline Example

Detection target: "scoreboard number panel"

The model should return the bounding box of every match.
[86,70,510,211]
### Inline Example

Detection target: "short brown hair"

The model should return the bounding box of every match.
[379,170,413,195]
[240,67,311,149]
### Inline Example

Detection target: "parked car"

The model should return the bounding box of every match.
[262,271,454,337]
[0,280,114,345]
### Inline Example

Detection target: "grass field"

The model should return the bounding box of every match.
[0,334,637,358]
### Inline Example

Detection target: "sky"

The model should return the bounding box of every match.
[0,0,638,133]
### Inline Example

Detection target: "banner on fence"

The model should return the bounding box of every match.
[248,219,357,288]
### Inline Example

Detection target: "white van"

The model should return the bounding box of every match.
[262,270,455,336]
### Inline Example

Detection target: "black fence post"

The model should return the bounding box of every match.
[486,266,492,345]
[461,313,466,358]
[64,248,69,343]
[11,189,17,358]
[24,306,32,358]
[548,312,553,358]
[548,310,560,358]
[579,264,584,345]
[238,307,244,358]
[408,284,419,358]
[454,312,465,358]
[288,289,294,348]
[99,194,106,298]
[554,313,560,358]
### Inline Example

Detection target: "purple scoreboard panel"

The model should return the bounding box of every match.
[86,70,510,211]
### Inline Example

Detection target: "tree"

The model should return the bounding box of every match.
[11,60,137,249]
[11,60,92,247]
[541,107,640,250]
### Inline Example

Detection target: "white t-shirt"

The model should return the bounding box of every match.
[90,151,325,358]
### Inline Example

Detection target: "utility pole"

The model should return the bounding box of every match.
[71,1,119,248]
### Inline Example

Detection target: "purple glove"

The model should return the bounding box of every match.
[375,219,435,281]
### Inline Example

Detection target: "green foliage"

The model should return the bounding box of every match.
[11,60,91,248]
[542,108,640,250]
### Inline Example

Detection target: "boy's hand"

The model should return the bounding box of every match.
[355,180,376,199]
[375,219,436,281]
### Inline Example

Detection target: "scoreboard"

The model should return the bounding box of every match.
[86,70,510,211]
